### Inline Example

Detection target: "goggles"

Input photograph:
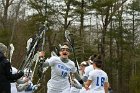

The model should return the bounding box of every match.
[60,48,70,52]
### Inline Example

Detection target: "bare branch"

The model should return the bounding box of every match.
[9,0,14,6]
[2,0,5,8]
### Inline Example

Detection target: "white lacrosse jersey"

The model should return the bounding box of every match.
[80,65,94,93]
[11,67,18,93]
[70,87,80,93]
[88,69,108,93]
[46,56,77,91]
[80,87,90,93]
[83,65,94,79]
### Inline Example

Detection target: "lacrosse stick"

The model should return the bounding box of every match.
[9,43,15,63]
[64,30,80,73]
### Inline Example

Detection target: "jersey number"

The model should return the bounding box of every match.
[61,71,67,78]
[96,77,105,86]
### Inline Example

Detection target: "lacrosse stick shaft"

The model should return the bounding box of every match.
[64,30,80,73]
[9,44,15,63]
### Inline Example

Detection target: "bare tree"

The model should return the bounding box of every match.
[1,0,14,29]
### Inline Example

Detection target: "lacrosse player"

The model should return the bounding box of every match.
[40,42,83,93]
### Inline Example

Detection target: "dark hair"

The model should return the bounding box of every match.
[94,59,103,68]
[90,54,97,61]
[93,55,102,68]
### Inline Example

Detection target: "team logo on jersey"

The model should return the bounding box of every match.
[57,64,71,71]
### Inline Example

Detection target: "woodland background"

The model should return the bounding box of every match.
[0,0,140,93]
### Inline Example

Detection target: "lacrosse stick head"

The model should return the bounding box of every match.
[51,51,58,57]
[26,38,33,52]
[64,30,73,45]
[10,44,15,51]
[9,43,15,62]
[24,68,32,77]
[64,30,74,52]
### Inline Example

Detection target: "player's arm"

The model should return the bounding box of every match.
[104,74,109,93]
[84,70,93,90]
[42,56,56,68]
[84,80,92,90]
[104,82,109,93]
[42,60,49,67]
[82,67,89,82]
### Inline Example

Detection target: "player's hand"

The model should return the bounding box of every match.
[39,51,45,57]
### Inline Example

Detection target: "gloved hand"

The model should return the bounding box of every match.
[18,70,24,77]
[32,84,40,91]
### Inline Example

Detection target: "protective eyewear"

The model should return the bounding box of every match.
[60,48,70,52]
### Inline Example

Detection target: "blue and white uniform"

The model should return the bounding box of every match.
[80,65,94,93]
[70,87,80,93]
[45,56,77,93]
[88,69,108,93]
[83,65,94,79]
